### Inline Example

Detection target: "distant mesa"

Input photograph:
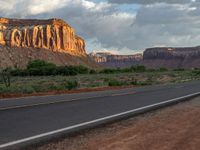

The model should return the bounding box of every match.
[142,46,200,68]
[89,51,143,68]
[90,46,200,69]
[0,17,98,68]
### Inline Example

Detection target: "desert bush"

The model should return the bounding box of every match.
[10,60,92,76]
[147,69,156,72]
[107,79,124,86]
[27,60,56,69]
[130,78,138,85]
[27,60,57,76]
[20,86,35,94]
[137,78,153,86]
[89,69,97,74]
[191,70,200,76]
[48,83,65,91]
[0,68,11,87]
[10,69,29,76]
[76,65,89,74]
[63,80,79,90]
[158,67,168,72]
[100,68,118,74]
[56,66,78,76]
[0,86,11,93]
[173,68,185,71]
[131,65,146,72]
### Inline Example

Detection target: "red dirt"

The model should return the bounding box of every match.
[31,97,200,150]
[0,85,136,100]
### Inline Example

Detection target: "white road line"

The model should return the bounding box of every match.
[0,92,200,149]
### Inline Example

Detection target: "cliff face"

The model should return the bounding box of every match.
[0,18,85,56]
[143,46,200,68]
[89,52,143,68]
[0,18,99,69]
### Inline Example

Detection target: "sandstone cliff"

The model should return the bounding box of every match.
[0,18,85,55]
[143,46,200,68]
[89,52,142,68]
[0,18,98,68]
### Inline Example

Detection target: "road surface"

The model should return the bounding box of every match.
[0,81,200,149]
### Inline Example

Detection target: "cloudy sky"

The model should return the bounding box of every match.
[0,0,200,54]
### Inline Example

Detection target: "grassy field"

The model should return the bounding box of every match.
[0,70,199,96]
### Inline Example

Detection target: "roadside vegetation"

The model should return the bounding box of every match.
[0,60,200,97]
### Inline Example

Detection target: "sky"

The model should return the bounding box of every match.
[0,0,200,54]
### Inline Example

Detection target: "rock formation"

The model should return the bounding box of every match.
[89,52,143,68]
[143,46,200,68]
[0,18,85,56]
[0,18,99,68]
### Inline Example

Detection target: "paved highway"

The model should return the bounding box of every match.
[0,81,200,149]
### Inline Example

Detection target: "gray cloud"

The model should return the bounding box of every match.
[108,0,193,4]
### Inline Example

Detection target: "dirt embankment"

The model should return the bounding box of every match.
[30,97,200,150]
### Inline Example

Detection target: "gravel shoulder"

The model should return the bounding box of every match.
[30,97,200,150]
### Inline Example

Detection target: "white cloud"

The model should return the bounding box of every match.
[108,0,193,4]
[28,0,69,15]
[81,0,96,9]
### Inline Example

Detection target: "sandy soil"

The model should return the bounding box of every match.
[30,97,200,150]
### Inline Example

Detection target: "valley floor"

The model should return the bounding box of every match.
[1,70,199,99]
[29,96,200,150]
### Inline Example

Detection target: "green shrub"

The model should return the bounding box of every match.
[63,80,79,90]
[0,68,11,87]
[147,69,156,72]
[27,60,56,69]
[122,68,132,73]
[192,70,200,76]
[100,68,118,74]
[20,86,35,94]
[173,68,185,71]
[76,65,89,74]
[131,65,146,72]
[48,84,64,91]
[0,86,11,93]
[130,79,138,85]
[31,84,46,92]
[107,79,124,86]
[27,60,57,76]
[137,78,153,86]
[56,66,78,76]
[10,69,29,76]
[158,67,168,72]
[89,69,97,74]
[10,60,91,76]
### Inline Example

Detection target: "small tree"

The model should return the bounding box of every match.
[0,68,11,87]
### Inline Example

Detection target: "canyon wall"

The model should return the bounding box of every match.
[89,52,143,68]
[0,18,86,56]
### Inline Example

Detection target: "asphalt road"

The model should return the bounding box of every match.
[0,81,200,149]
